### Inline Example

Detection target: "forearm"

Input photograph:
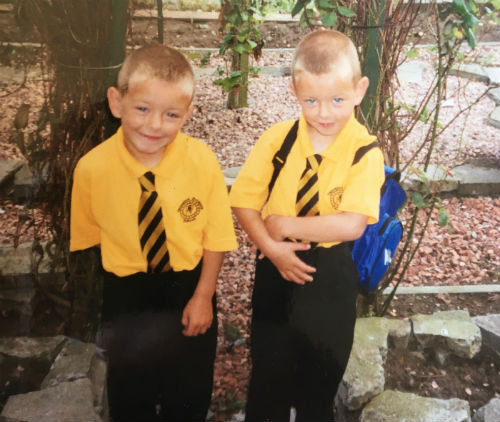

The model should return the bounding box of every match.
[192,249,224,300]
[274,212,368,243]
[232,207,278,256]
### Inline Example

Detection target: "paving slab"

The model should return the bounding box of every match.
[488,106,500,129]
[450,63,491,84]
[488,87,500,105]
[396,61,426,85]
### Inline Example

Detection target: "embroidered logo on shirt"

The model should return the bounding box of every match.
[178,198,203,222]
[328,187,344,210]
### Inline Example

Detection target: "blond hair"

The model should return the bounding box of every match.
[292,29,361,84]
[117,44,194,98]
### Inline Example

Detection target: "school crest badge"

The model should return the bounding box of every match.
[178,198,203,222]
[328,187,344,210]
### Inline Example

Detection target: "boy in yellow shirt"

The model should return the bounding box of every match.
[70,45,237,421]
[230,30,384,421]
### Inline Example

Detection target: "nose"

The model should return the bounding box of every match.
[318,101,333,119]
[148,112,162,130]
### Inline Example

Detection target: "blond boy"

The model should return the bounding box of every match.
[230,30,384,421]
[70,44,237,421]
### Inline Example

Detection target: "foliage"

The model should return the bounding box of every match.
[216,0,264,108]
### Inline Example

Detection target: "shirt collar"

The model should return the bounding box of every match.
[114,127,187,179]
[297,113,366,161]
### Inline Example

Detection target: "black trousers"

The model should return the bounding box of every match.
[99,262,217,421]
[245,244,358,422]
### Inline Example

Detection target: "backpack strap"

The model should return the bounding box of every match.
[352,141,380,166]
[266,119,299,201]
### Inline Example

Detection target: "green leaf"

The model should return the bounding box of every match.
[247,39,257,49]
[412,192,425,208]
[465,26,477,49]
[405,49,419,59]
[438,208,449,228]
[223,321,242,342]
[291,0,307,17]
[319,0,334,9]
[337,5,356,17]
[234,43,245,54]
[250,66,261,75]
[200,52,211,67]
[322,11,337,27]
[491,0,500,10]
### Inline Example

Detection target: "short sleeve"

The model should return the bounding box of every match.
[203,153,238,252]
[229,121,291,211]
[339,146,384,225]
[70,159,101,251]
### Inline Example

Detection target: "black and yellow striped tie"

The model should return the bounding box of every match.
[296,154,323,217]
[138,171,171,273]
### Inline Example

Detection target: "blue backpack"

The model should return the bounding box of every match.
[267,120,407,292]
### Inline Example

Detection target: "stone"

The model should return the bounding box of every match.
[386,318,411,349]
[0,336,66,361]
[472,398,500,422]
[473,314,500,357]
[453,164,500,196]
[484,67,500,85]
[339,317,388,410]
[0,159,23,187]
[360,390,471,422]
[0,241,52,276]
[1,378,102,422]
[223,166,242,187]
[396,61,426,85]
[488,106,500,130]
[450,63,490,84]
[488,87,500,105]
[41,340,97,388]
[412,310,482,359]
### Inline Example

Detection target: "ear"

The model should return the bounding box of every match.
[289,79,297,98]
[354,76,369,106]
[181,102,194,125]
[107,87,123,119]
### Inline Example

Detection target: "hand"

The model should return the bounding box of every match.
[181,295,213,337]
[266,241,316,285]
[264,214,286,241]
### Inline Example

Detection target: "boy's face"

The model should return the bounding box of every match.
[107,74,194,167]
[291,70,368,144]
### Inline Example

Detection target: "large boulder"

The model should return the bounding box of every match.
[360,390,471,422]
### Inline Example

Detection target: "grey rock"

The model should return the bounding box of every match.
[0,159,23,186]
[472,398,500,422]
[0,336,66,361]
[339,317,388,410]
[360,390,471,422]
[386,318,411,349]
[41,341,97,389]
[223,166,242,187]
[412,310,482,359]
[0,241,53,276]
[1,378,102,422]
[473,314,500,357]
[453,164,500,196]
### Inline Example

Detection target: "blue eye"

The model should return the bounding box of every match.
[305,99,316,105]
[137,106,147,112]
[333,98,343,104]
[166,112,179,118]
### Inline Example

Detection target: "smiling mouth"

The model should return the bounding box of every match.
[141,133,161,141]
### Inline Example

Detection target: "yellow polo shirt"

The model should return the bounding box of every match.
[70,127,237,276]
[229,114,384,247]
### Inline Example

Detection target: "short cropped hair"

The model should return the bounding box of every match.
[292,29,361,84]
[117,44,195,98]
